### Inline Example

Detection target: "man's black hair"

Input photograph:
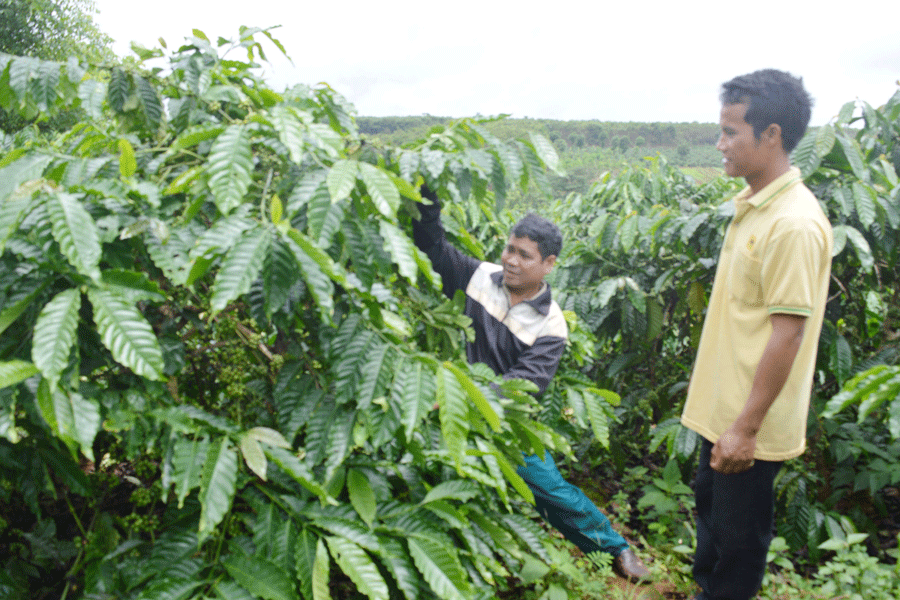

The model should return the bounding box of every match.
[511,213,562,260]
[720,69,813,153]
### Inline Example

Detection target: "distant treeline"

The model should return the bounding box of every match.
[357,115,720,153]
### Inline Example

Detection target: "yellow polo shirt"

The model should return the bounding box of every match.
[681,167,833,461]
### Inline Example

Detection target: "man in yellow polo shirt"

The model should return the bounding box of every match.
[681,69,832,600]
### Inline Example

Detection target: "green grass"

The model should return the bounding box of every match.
[679,166,725,184]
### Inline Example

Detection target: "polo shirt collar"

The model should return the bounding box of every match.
[733,167,803,219]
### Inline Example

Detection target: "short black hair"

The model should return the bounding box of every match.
[720,69,813,153]
[511,213,562,260]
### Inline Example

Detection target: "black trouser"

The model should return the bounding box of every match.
[693,439,782,600]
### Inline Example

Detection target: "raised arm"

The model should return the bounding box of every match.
[411,188,482,299]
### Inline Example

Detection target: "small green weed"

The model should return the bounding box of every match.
[811,533,900,600]
[637,460,695,545]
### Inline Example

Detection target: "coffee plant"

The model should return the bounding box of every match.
[0,28,620,600]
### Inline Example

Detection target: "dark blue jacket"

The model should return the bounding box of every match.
[412,197,567,395]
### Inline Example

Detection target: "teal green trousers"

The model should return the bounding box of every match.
[517,451,630,556]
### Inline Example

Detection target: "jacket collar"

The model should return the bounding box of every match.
[490,270,553,316]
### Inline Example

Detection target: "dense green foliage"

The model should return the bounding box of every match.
[0,0,112,61]
[0,29,622,600]
[0,0,114,134]
[1,26,899,600]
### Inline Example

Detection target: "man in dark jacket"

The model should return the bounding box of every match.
[412,188,650,581]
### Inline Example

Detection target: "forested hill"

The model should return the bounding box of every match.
[358,115,725,210]
[358,115,719,158]
[357,115,718,150]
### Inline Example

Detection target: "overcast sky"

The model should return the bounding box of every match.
[92,0,900,126]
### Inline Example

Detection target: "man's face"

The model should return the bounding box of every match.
[716,102,768,181]
[500,235,556,295]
